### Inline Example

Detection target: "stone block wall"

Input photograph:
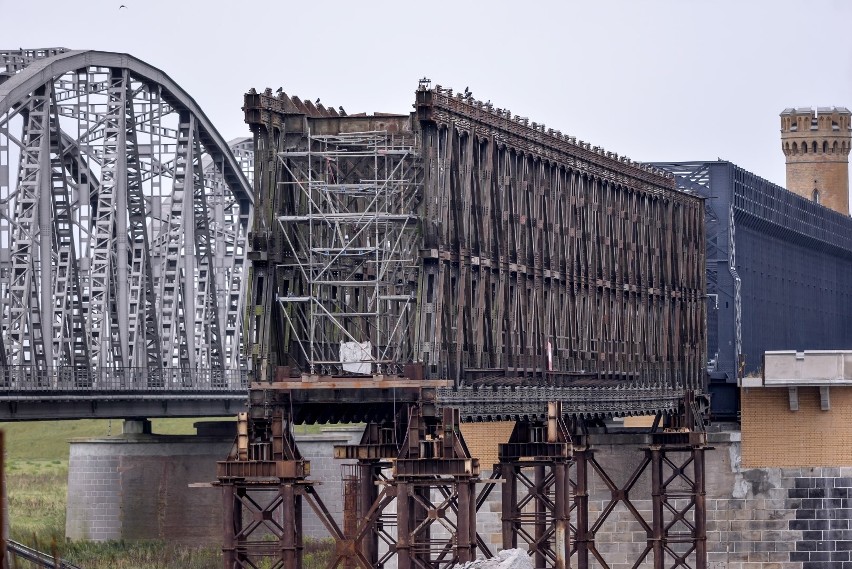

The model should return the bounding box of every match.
[295,426,363,539]
[65,425,363,544]
[66,434,228,543]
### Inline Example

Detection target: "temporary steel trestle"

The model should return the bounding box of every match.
[499,402,572,569]
[570,434,708,569]
[218,387,708,569]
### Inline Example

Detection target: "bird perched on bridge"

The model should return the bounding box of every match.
[276,87,283,94]
[315,98,321,105]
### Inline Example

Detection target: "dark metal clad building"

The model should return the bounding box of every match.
[654,161,852,417]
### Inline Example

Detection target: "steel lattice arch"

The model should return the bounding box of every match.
[0,48,253,388]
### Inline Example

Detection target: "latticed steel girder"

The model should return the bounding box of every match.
[0,49,253,379]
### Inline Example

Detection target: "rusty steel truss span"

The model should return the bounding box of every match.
[226,81,709,569]
[245,82,706,399]
[0,49,253,380]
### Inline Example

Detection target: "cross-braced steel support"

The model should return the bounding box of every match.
[218,409,353,569]
[221,480,306,569]
[394,407,479,569]
[335,407,481,569]
[336,423,399,569]
[499,402,572,569]
[571,432,708,569]
[220,390,481,569]
[218,410,308,569]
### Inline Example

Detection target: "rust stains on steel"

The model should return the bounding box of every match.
[243,81,706,412]
[415,84,676,191]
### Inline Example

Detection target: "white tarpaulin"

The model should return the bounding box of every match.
[340,341,372,374]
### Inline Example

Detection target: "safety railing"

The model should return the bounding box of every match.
[0,366,248,393]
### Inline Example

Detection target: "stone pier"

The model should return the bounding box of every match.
[65,422,362,543]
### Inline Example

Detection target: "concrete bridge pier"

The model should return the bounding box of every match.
[65,420,235,543]
[121,418,152,435]
[64,422,364,545]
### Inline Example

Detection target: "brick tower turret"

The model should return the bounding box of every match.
[780,106,851,215]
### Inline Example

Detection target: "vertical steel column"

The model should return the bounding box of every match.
[694,446,707,569]
[650,447,664,569]
[113,72,130,366]
[573,448,590,569]
[37,91,53,368]
[501,463,517,550]
[295,489,304,569]
[467,476,477,562]
[282,484,298,569]
[457,480,474,563]
[396,482,411,569]
[534,464,547,568]
[553,461,569,569]
[222,484,239,569]
[358,461,381,565]
[343,471,358,569]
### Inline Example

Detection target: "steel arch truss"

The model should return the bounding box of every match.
[0,49,253,379]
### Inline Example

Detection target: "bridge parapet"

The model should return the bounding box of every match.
[0,366,247,393]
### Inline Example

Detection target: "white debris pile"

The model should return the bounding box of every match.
[452,549,533,569]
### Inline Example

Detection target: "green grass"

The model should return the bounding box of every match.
[2,419,335,568]
[6,459,67,544]
[0,417,231,461]
[61,540,224,569]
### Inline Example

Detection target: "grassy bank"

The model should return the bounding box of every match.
[2,419,222,568]
[1,418,229,460]
[3,418,334,568]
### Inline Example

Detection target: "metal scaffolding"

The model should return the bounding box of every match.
[275,131,421,376]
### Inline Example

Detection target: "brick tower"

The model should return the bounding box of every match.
[780,106,851,215]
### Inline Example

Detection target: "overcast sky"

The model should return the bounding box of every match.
[3,0,851,188]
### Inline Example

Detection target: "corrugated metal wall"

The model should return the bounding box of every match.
[657,161,852,382]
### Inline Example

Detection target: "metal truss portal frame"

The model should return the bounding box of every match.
[0,49,253,381]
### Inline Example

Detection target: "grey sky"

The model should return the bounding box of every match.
[3,0,851,188]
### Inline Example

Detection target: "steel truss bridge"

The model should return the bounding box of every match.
[0,49,713,569]
[0,49,253,419]
[217,84,710,569]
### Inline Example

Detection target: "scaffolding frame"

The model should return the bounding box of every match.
[276,130,421,376]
